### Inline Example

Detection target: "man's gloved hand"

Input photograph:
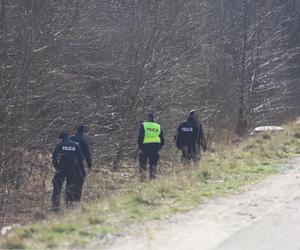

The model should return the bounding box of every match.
[139,149,144,155]
[86,167,92,176]
[53,161,59,171]
[201,141,207,152]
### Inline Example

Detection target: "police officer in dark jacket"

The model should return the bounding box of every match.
[138,112,165,181]
[176,110,206,163]
[69,125,92,170]
[51,131,84,212]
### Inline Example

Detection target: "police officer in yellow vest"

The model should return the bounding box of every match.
[138,112,165,181]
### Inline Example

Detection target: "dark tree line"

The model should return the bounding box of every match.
[0,0,299,225]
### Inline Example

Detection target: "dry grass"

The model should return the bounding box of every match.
[0,123,299,249]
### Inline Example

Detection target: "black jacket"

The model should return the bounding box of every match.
[52,138,84,174]
[177,117,204,147]
[69,133,92,169]
[138,122,165,150]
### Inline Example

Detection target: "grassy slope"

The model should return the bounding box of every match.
[1,124,300,249]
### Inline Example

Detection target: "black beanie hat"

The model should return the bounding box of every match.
[147,112,154,120]
[189,110,196,117]
[59,130,68,139]
[77,125,84,134]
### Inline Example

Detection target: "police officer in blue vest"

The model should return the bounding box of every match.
[138,112,165,181]
[176,110,206,163]
[51,131,84,211]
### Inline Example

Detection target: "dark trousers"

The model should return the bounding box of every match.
[181,144,200,162]
[139,144,160,179]
[52,169,84,211]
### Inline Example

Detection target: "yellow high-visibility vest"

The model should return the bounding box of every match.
[143,122,161,144]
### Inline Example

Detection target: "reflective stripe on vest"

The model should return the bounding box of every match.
[143,122,161,144]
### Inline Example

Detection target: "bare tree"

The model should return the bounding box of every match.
[0,0,299,227]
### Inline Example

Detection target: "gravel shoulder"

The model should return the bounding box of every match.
[103,158,300,250]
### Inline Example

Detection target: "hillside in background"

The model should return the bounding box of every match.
[0,0,299,230]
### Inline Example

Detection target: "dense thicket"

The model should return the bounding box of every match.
[0,0,299,224]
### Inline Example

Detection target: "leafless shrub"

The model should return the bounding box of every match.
[0,0,299,227]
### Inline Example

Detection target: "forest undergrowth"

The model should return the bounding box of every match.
[1,122,299,249]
